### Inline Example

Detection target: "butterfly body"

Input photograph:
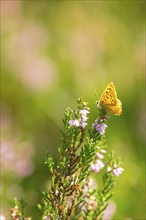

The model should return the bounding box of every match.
[97,82,122,116]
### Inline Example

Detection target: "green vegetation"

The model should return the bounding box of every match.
[1,1,145,219]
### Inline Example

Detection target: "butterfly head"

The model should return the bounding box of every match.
[96,100,108,116]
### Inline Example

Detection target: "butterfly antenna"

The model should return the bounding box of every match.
[94,89,99,99]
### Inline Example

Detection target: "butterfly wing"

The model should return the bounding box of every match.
[108,98,122,115]
[99,82,117,107]
[98,82,122,115]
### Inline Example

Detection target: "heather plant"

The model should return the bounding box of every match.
[10,95,124,220]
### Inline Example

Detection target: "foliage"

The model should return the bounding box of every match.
[10,198,31,220]
[10,98,123,220]
[1,1,144,219]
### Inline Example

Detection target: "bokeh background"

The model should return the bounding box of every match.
[1,1,145,219]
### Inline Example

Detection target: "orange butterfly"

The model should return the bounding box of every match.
[97,82,122,116]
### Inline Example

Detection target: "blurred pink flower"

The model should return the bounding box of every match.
[3,24,58,91]
[107,165,124,177]
[69,29,105,68]
[1,0,21,18]
[0,215,6,220]
[103,202,116,220]
[90,159,105,173]
[1,139,35,177]
[69,119,80,127]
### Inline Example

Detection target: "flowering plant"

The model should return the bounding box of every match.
[10,98,124,220]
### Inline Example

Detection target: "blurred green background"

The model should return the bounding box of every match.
[1,1,145,219]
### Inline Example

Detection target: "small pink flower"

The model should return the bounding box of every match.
[95,123,107,135]
[80,121,87,129]
[107,165,124,176]
[92,118,107,135]
[79,109,89,129]
[90,160,105,173]
[69,119,80,127]
[79,109,89,117]
[113,167,124,176]
[96,152,104,159]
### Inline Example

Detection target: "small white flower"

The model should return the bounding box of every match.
[88,178,93,187]
[107,166,112,172]
[96,152,104,159]
[71,181,74,185]
[44,216,49,220]
[79,109,89,129]
[14,206,18,210]
[0,216,6,220]
[113,167,124,176]
[83,185,88,192]
[55,190,59,195]
[90,195,96,201]
[90,160,105,173]
[79,109,89,117]
[81,115,88,122]
[107,165,124,176]
[101,149,107,154]
[85,196,97,210]
[90,163,96,171]
[80,121,87,129]
[69,119,80,127]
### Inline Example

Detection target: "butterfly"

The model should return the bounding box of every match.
[97,81,122,115]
